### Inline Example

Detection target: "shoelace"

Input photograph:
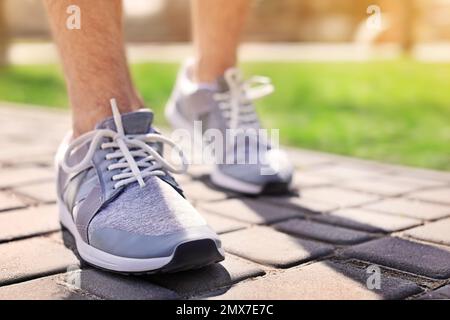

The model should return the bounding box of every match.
[213,68,274,130]
[61,99,187,189]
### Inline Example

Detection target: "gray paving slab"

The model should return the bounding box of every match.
[363,198,450,220]
[0,236,80,285]
[199,198,301,224]
[204,261,421,300]
[341,237,450,279]
[275,218,374,245]
[148,254,265,296]
[312,208,421,233]
[403,218,450,246]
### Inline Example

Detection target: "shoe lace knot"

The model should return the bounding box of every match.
[61,99,187,189]
[213,68,274,130]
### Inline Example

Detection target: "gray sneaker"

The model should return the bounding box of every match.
[56,99,224,274]
[165,61,293,194]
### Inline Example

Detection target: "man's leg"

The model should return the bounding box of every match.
[43,0,143,137]
[191,0,251,83]
[45,0,223,274]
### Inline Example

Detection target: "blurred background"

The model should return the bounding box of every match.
[0,0,449,170]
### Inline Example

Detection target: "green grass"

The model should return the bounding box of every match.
[1,61,449,170]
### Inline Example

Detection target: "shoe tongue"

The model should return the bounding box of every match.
[216,68,243,93]
[95,109,154,135]
[216,75,229,92]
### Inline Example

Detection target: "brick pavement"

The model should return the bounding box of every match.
[1,104,450,300]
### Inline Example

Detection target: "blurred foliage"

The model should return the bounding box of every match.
[0,65,67,106]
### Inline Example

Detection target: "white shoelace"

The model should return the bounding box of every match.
[213,68,274,130]
[61,99,187,189]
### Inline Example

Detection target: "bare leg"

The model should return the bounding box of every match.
[191,0,251,83]
[43,0,143,137]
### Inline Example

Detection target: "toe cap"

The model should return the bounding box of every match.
[89,225,221,259]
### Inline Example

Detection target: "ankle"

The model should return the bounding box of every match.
[193,57,236,83]
[71,95,143,137]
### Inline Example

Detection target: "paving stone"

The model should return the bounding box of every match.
[309,165,383,181]
[363,198,450,220]
[47,231,78,255]
[300,187,379,208]
[0,145,55,166]
[0,205,60,242]
[285,149,333,168]
[275,218,374,245]
[0,273,89,300]
[341,179,421,196]
[342,237,450,279]
[4,105,450,300]
[205,261,421,300]
[404,218,450,246]
[149,254,265,296]
[261,195,337,213]
[183,181,230,202]
[200,210,249,234]
[0,191,27,212]
[0,167,53,188]
[343,175,446,198]
[312,208,421,233]
[68,269,179,300]
[13,181,56,203]
[387,175,447,188]
[3,153,55,167]
[186,164,212,178]
[391,167,450,183]
[418,285,450,299]
[199,198,301,224]
[408,188,450,205]
[0,236,80,285]
[221,226,333,267]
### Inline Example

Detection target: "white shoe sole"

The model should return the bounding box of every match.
[210,168,264,195]
[58,198,224,273]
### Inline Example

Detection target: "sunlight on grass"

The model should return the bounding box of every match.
[0,61,449,170]
[0,65,67,108]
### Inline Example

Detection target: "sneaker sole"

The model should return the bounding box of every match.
[58,200,224,274]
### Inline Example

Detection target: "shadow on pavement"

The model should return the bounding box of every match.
[57,173,450,300]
